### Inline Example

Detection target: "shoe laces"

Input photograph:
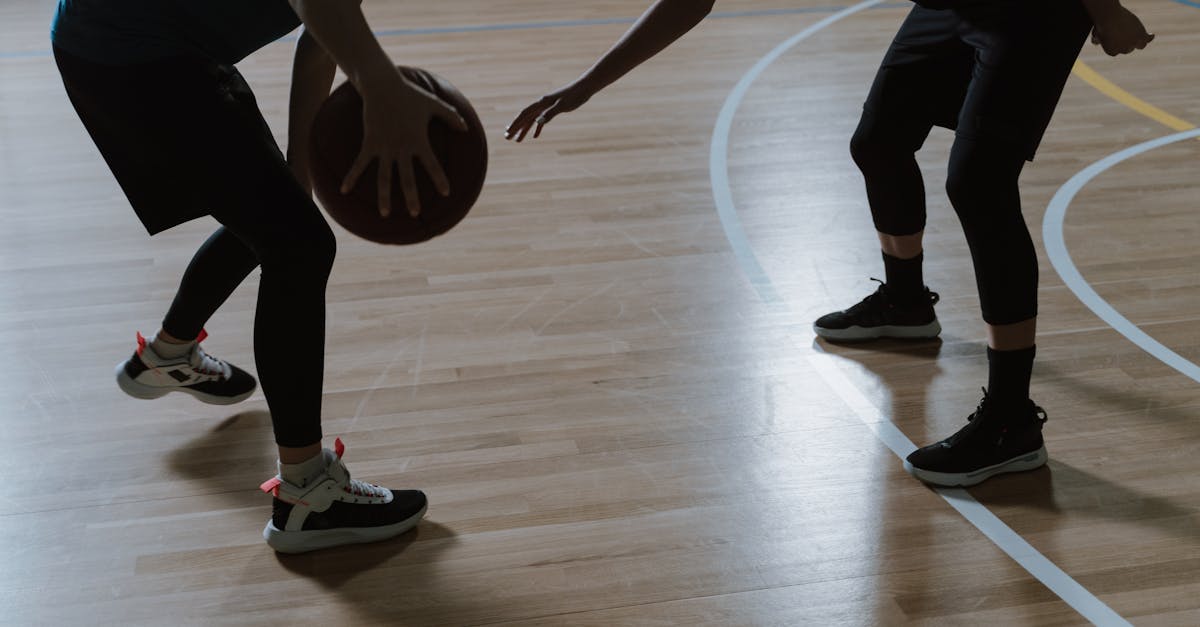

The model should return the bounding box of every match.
[966,388,1048,424]
[189,344,232,380]
[845,278,890,314]
[344,477,388,498]
[847,279,939,314]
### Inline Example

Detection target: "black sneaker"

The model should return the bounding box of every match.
[115,331,256,405]
[813,280,940,341]
[904,389,1048,487]
[261,438,427,554]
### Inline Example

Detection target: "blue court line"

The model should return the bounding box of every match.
[709,0,1133,623]
[1174,0,1200,9]
[0,4,910,61]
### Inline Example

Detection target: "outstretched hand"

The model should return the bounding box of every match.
[505,82,593,142]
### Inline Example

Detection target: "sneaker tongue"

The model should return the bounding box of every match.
[325,448,351,483]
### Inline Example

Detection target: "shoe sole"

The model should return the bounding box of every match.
[903,445,1048,487]
[813,320,941,342]
[262,503,428,554]
[114,362,255,406]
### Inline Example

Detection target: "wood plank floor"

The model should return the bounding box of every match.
[2,1,1198,624]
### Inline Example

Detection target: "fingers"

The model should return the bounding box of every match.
[342,150,372,194]
[506,97,554,141]
[418,149,451,198]
[397,157,421,218]
[377,157,393,218]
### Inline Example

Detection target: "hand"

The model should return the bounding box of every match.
[342,70,468,218]
[1090,5,1154,56]
[505,81,593,142]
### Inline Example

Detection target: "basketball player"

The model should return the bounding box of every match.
[507,0,1153,487]
[52,0,466,552]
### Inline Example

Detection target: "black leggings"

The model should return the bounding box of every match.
[850,3,1090,325]
[55,47,331,447]
[162,220,334,450]
[851,116,1034,325]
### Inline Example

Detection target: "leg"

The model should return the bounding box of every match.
[904,2,1093,487]
[812,6,969,342]
[855,5,974,283]
[203,141,335,452]
[850,109,935,298]
[945,134,1038,404]
[160,226,260,341]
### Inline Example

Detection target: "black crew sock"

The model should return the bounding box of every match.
[882,250,924,303]
[987,345,1036,407]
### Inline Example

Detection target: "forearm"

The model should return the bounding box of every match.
[576,0,716,94]
[286,0,395,96]
[286,28,337,166]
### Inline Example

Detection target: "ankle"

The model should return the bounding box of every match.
[149,331,196,359]
[881,251,925,301]
[279,448,328,487]
[986,346,1036,405]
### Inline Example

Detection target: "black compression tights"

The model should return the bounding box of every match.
[850,113,1036,325]
[161,198,335,448]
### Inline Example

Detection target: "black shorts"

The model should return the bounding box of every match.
[54,46,288,235]
[863,2,1093,160]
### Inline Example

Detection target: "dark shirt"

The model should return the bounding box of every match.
[51,0,301,65]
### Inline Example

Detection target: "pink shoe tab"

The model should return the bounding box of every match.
[136,332,147,356]
[334,438,345,459]
[260,477,282,496]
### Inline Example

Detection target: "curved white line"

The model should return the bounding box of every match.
[707,3,1130,624]
[1044,128,1200,384]
[710,0,886,307]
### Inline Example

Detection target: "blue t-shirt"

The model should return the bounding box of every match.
[52,0,301,65]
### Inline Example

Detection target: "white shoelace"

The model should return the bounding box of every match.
[345,477,388,498]
[189,345,232,380]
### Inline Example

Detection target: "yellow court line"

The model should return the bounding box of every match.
[1071,60,1197,132]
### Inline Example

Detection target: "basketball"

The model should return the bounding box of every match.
[309,67,487,245]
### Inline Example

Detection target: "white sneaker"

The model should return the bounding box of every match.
[261,438,428,554]
[115,331,256,405]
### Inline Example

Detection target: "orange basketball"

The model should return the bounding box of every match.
[309,67,487,245]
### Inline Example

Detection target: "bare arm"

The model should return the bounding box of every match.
[506,0,716,142]
[286,27,337,195]
[286,0,466,217]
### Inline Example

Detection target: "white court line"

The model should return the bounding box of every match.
[1044,128,1200,385]
[708,1,1130,624]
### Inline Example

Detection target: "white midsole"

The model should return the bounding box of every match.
[904,446,1048,487]
[114,362,253,406]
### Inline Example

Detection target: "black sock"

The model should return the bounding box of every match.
[987,345,1035,406]
[882,250,924,302]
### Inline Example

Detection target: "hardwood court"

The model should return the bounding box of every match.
[2,1,1198,624]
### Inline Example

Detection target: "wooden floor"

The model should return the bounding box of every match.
[3,1,1199,624]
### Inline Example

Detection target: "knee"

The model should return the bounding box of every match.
[944,162,976,215]
[945,156,1007,221]
[849,112,924,172]
[262,218,337,281]
[849,119,887,172]
[946,140,1024,218]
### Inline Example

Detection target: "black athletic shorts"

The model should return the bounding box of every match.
[863,2,1093,160]
[54,46,287,235]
